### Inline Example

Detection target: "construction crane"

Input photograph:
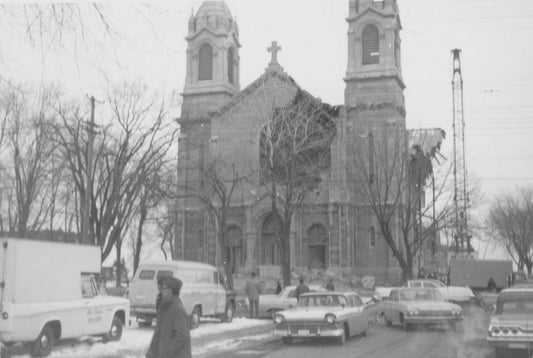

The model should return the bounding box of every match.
[451,49,471,256]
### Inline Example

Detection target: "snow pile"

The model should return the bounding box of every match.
[12,318,272,358]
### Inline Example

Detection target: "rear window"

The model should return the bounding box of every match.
[156,271,173,280]
[139,270,155,280]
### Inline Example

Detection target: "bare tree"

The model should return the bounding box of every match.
[0,84,59,237]
[259,89,337,286]
[487,186,533,275]
[52,82,178,276]
[349,126,452,280]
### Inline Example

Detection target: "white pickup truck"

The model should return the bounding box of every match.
[0,238,130,357]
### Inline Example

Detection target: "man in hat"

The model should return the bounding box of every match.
[146,277,191,358]
[294,277,310,300]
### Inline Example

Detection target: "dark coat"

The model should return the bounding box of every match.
[244,277,262,301]
[294,283,310,299]
[148,295,191,358]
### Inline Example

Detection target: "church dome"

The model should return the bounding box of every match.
[196,1,233,20]
[190,1,237,35]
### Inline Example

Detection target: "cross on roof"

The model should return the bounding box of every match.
[267,41,282,65]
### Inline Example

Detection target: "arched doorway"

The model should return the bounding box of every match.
[260,214,282,265]
[306,224,328,269]
[226,225,243,272]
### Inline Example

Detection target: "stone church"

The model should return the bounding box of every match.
[175,0,407,282]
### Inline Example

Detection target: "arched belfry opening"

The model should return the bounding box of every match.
[306,224,328,269]
[260,213,282,265]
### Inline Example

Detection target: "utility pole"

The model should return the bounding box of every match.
[81,96,97,245]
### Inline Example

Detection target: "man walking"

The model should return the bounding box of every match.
[146,277,191,358]
[245,271,261,318]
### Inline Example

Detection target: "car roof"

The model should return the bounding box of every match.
[500,286,533,294]
[299,291,359,297]
[393,287,438,292]
[138,260,216,271]
[409,279,442,284]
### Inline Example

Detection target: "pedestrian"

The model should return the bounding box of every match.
[146,277,191,358]
[275,280,282,294]
[244,271,261,318]
[294,277,310,300]
[487,277,497,292]
[326,278,335,291]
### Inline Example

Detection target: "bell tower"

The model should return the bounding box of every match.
[181,1,241,120]
[344,0,405,128]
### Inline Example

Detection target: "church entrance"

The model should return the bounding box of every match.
[260,213,282,265]
[306,224,328,269]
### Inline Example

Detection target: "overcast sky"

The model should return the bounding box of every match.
[1,0,532,258]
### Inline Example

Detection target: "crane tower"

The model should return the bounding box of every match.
[451,49,471,255]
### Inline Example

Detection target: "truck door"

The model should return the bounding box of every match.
[82,275,109,335]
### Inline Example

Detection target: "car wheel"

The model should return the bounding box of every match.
[269,309,280,320]
[336,324,348,345]
[138,319,153,328]
[282,337,293,345]
[103,317,123,343]
[32,325,55,357]
[494,348,507,358]
[223,303,234,323]
[189,306,201,329]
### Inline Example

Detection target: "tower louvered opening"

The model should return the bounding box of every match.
[362,25,379,65]
[199,44,213,81]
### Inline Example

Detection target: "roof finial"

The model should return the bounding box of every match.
[266,41,284,72]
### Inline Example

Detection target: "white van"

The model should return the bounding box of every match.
[129,260,233,328]
[0,239,130,357]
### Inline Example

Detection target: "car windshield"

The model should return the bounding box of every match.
[497,298,533,314]
[399,289,442,301]
[298,294,348,307]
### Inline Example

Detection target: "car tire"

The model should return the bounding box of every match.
[336,324,348,345]
[103,317,123,343]
[223,303,234,323]
[282,337,293,345]
[269,309,281,320]
[494,348,507,358]
[32,325,55,357]
[189,306,201,329]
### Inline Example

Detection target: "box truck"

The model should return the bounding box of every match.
[0,238,130,357]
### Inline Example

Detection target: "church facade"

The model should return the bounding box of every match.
[175,0,406,282]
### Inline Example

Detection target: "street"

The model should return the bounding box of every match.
[198,306,532,358]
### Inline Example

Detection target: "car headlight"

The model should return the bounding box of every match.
[325,314,336,324]
[407,308,419,315]
[273,314,284,324]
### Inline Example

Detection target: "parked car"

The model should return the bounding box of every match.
[487,285,533,358]
[379,287,463,331]
[256,285,325,318]
[129,260,233,329]
[407,279,476,305]
[273,291,374,345]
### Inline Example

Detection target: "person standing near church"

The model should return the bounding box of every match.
[245,271,261,318]
[295,277,310,300]
[146,277,191,358]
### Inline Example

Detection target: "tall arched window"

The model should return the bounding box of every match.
[227,47,235,85]
[226,225,243,272]
[198,44,213,81]
[306,224,328,269]
[362,25,379,65]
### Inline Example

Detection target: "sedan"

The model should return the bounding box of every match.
[407,279,476,305]
[256,285,325,318]
[379,287,463,331]
[273,291,374,345]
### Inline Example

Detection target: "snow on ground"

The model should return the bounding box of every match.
[11,318,272,358]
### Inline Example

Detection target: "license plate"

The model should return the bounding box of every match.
[298,329,310,336]
[509,343,527,349]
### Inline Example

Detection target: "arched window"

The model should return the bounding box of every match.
[260,214,282,265]
[226,225,243,272]
[368,131,375,184]
[362,25,379,65]
[198,44,213,81]
[227,47,235,84]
